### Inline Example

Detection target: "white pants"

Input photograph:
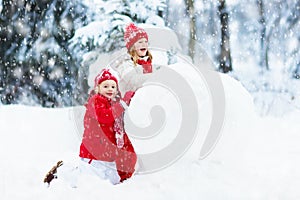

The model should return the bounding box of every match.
[57,158,120,187]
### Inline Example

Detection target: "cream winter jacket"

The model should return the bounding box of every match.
[115,58,160,95]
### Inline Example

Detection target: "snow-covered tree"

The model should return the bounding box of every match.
[0,0,92,107]
[69,0,167,55]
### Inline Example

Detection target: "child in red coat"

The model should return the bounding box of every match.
[79,68,137,184]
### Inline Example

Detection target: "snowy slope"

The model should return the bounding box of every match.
[1,70,300,200]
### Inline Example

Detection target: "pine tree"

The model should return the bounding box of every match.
[0,0,91,107]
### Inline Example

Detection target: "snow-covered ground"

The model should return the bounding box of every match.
[1,63,300,200]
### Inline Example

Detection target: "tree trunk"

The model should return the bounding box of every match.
[165,0,170,24]
[287,0,300,79]
[184,0,196,61]
[294,62,300,79]
[218,0,232,73]
[257,0,269,70]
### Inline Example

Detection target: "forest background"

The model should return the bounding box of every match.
[0,0,299,116]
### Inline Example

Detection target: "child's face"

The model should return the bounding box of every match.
[97,80,117,99]
[133,38,148,57]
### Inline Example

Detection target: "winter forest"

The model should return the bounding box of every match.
[1,0,300,199]
[0,0,299,114]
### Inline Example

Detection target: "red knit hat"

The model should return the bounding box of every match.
[124,23,148,50]
[94,68,118,87]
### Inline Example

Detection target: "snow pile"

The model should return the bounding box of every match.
[1,67,300,199]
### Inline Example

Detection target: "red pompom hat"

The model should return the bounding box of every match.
[94,68,118,88]
[124,23,148,50]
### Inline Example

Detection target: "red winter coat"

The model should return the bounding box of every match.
[79,93,137,182]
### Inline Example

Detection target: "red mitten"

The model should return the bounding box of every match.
[122,91,135,105]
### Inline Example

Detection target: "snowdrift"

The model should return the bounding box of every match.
[1,70,300,200]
